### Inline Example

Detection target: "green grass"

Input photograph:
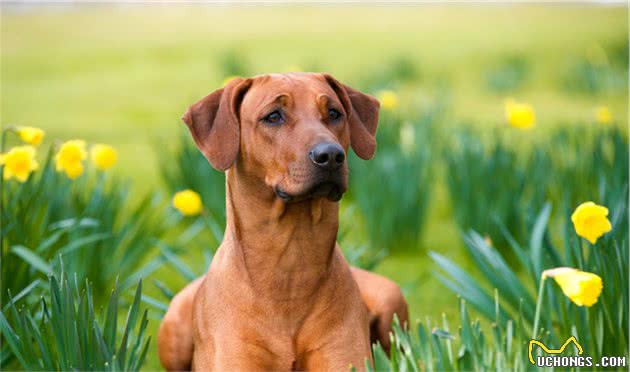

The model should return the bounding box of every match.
[1,270,150,371]
[1,4,628,370]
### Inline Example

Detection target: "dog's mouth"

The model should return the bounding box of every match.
[275,180,345,203]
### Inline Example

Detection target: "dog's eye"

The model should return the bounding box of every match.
[262,110,284,125]
[328,108,342,121]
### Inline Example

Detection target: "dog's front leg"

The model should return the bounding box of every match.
[158,276,204,371]
[350,267,408,354]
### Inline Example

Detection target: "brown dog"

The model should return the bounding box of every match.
[158,73,408,371]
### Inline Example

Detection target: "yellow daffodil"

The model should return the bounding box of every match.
[221,75,239,87]
[55,140,87,179]
[172,189,203,216]
[15,126,45,146]
[0,145,39,182]
[377,90,398,111]
[90,144,117,171]
[543,267,603,307]
[595,106,612,124]
[571,202,612,244]
[505,98,536,129]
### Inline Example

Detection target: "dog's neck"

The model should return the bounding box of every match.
[221,167,340,301]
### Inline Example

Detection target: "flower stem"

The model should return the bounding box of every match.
[532,276,546,340]
[577,238,585,269]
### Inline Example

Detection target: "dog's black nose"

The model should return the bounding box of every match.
[309,143,345,170]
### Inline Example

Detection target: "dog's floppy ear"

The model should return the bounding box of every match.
[323,74,380,160]
[181,78,252,171]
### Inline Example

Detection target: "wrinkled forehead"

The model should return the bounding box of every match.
[241,73,339,111]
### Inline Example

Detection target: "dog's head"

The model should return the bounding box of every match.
[182,73,379,202]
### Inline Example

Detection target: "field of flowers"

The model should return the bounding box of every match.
[1,4,628,371]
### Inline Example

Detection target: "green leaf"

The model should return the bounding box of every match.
[158,244,197,281]
[2,279,42,311]
[431,252,500,321]
[117,279,142,367]
[372,342,391,371]
[0,310,30,368]
[152,279,174,300]
[141,294,168,313]
[104,281,119,353]
[57,232,111,256]
[530,203,551,278]
[11,246,52,274]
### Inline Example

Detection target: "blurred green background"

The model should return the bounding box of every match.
[2,4,628,370]
[3,5,627,184]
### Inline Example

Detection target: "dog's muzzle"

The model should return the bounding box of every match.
[275,177,345,202]
[275,142,347,202]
